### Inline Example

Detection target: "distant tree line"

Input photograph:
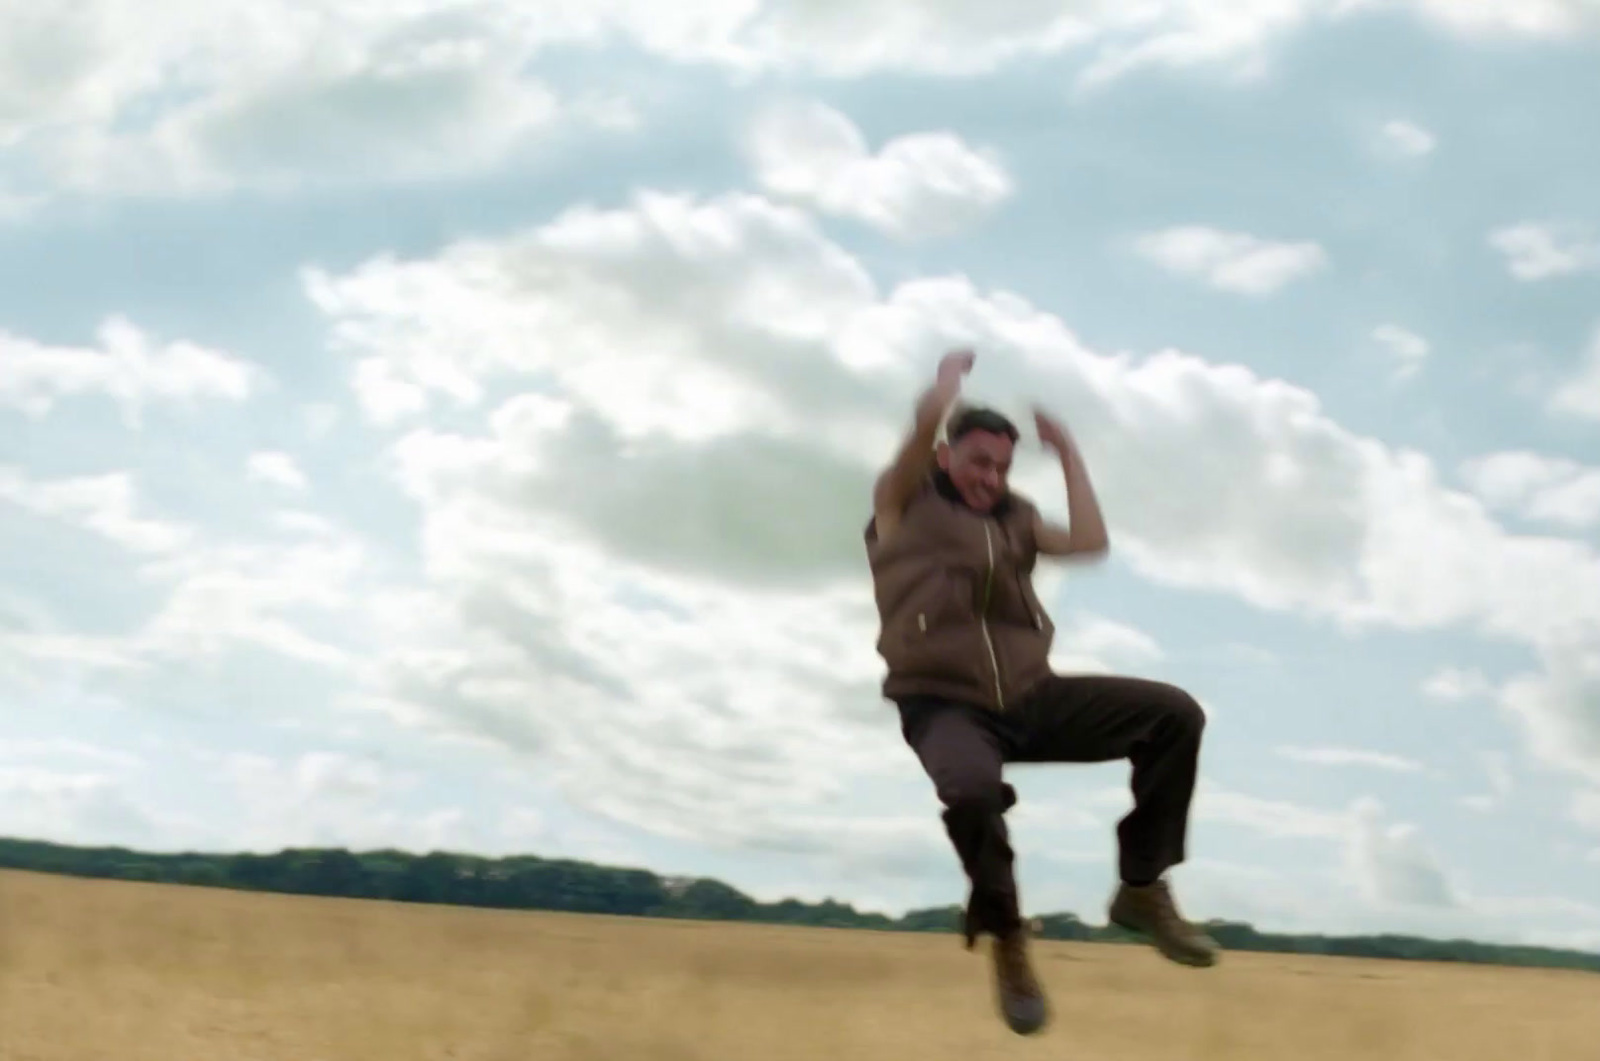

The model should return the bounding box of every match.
[2,836,1596,973]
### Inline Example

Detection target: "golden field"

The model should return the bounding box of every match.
[1,868,1595,1061]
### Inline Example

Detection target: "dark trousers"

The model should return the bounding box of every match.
[897,674,1206,941]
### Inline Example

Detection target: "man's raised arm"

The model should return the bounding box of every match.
[1031,406,1110,561]
[872,350,972,543]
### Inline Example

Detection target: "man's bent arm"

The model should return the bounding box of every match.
[1036,431,1109,561]
[872,352,970,542]
[871,386,947,542]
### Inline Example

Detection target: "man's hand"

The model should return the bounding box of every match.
[921,349,974,421]
[1033,406,1073,455]
[938,349,975,390]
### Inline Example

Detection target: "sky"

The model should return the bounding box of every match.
[2,0,1599,951]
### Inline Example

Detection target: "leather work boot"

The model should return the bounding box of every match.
[1108,878,1220,967]
[991,929,1048,1035]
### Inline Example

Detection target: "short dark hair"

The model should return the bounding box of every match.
[947,404,1019,443]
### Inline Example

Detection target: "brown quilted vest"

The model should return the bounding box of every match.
[864,470,1055,712]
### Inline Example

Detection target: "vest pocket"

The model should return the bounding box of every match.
[885,567,974,673]
[1015,573,1052,635]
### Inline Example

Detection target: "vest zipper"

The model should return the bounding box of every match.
[981,522,1005,711]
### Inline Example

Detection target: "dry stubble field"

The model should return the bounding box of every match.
[1,869,1596,1061]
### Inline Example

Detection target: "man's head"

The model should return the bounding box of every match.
[937,404,1018,513]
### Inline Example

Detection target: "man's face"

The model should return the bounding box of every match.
[938,429,1014,513]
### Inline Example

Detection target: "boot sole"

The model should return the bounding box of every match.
[998,994,1049,1036]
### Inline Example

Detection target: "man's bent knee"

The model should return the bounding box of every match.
[938,778,1018,814]
[1154,683,1206,735]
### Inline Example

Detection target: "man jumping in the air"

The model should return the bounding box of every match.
[864,350,1218,1036]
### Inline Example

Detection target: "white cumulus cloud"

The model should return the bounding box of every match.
[0,765,161,847]
[1190,785,1600,942]
[1502,640,1600,786]
[1488,222,1600,281]
[1276,746,1425,773]
[0,0,578,204]
[133,530,366,670]
[1201,788,1460,909]
[1378,119,1437,158]
[108,44,562,196]
[1050,614,1164,674]
[1195,784,1351,841]
[0,316,259,425]
[0,470,369,684]
[745,99,1012,241]
[1461,450,1600,530]
[1347,797,1459,908]
[1372,324,1430,380]
[1423,666,1495,702]
[246,451,309,492]
[6,0,1594,209]
[0,467,193,554]
[1550,327,1600,422]
[1407,0,1593,38]
[1133,226,1328,295]
[189,748,488,853]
